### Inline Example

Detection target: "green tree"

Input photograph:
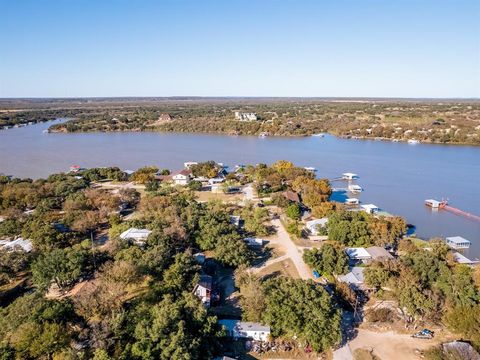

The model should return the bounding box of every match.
[444,305,480,347]
[303,244,348,276]
[262,277,342,352]
[162,252,200,294]
[285,203,301,220]
[31,247,86,291]
[234,266,265,322]
[129,293,220,360]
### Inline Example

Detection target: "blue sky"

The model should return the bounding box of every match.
[0,0,479,98]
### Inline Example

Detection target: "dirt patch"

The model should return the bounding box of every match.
[257,258,301,279]
[195,191,244,203]
[347,329,450,360]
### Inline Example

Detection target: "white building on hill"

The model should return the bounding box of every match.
[219,319,270,341]
[234,112,258,121]
[120,228,152,246]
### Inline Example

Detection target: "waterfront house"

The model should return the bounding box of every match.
[218,319,270,342]
[119,228,152,246]
[361,204,379,214]
[305,218,328,235]
[172,169,193,185]
[345,247,372,261]
[0,238,33,252]
[445,236,471,249]
[193,275,212,308]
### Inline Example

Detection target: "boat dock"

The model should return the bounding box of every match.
[425,199,480,222]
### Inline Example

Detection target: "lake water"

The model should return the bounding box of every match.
[1,120,479,258]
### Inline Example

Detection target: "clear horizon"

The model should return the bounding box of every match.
[1,0,479,98]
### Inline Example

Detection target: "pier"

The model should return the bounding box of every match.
[443,205,480,222]
[425,199,480,222]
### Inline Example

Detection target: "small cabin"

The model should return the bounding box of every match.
[445,236,471,249]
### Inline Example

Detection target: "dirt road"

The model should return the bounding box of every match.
[268,218,313,280]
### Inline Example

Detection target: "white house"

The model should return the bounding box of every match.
[361,204,379,214]
[345,247,372,261]
[172,169,193,185]
[193,275,212,307]
[305,218,328,235]
[0,238,33,252]
[120,228,152,245]
[234,112,258,122]
[219,319,270,342]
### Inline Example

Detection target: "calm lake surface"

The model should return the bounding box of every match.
[1,120,479,258]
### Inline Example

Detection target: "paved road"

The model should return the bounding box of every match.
[269,218,313,280]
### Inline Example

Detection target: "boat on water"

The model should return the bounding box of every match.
[408,139,420,144]
[311,133,325,137]
[258,132,268,139]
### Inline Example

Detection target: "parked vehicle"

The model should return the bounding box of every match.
[411,329,434,339]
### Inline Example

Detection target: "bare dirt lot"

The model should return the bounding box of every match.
[334,328,450,360]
